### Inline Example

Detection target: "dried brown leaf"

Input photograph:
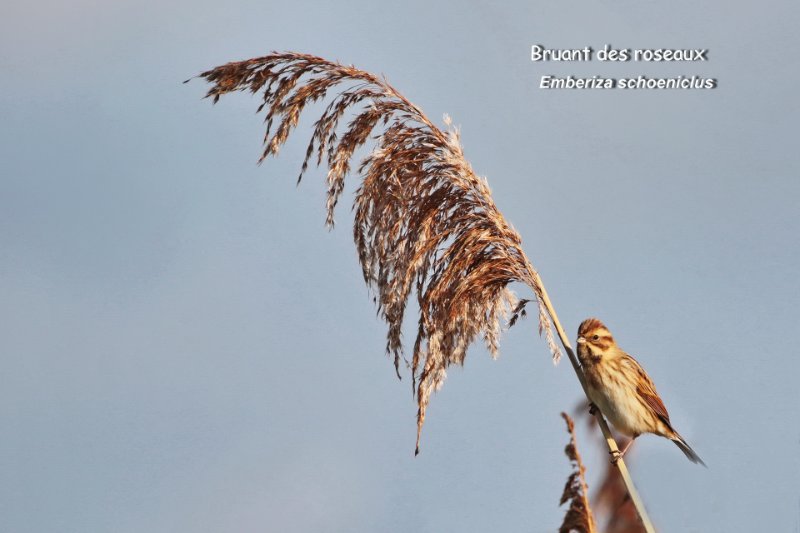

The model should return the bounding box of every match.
[559,413,597,533]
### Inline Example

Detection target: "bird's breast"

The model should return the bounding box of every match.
[586,364,655,437]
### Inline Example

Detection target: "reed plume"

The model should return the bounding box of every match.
[191,52,559,453]
[192,52,655,531]
[559,413,597,533]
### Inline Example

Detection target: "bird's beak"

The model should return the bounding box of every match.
[577,336,586,344]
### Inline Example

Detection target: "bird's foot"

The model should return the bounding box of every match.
[609,438,636,465]
[588,403,598,416]
[609,449,623,465]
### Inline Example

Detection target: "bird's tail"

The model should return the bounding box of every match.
[671,432,706,467]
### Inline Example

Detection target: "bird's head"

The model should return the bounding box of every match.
[576,318,617,365]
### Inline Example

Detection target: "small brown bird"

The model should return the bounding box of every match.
[577,318,705,466]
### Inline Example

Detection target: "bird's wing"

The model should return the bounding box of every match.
[624,353,673,427]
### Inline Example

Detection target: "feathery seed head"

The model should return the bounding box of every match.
[194,52,560,454]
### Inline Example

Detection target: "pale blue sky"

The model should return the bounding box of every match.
[1,1,798,531]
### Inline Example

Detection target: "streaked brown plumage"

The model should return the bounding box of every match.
[577,318,705,466]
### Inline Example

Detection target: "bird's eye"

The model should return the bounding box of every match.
[592,334,600,341]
